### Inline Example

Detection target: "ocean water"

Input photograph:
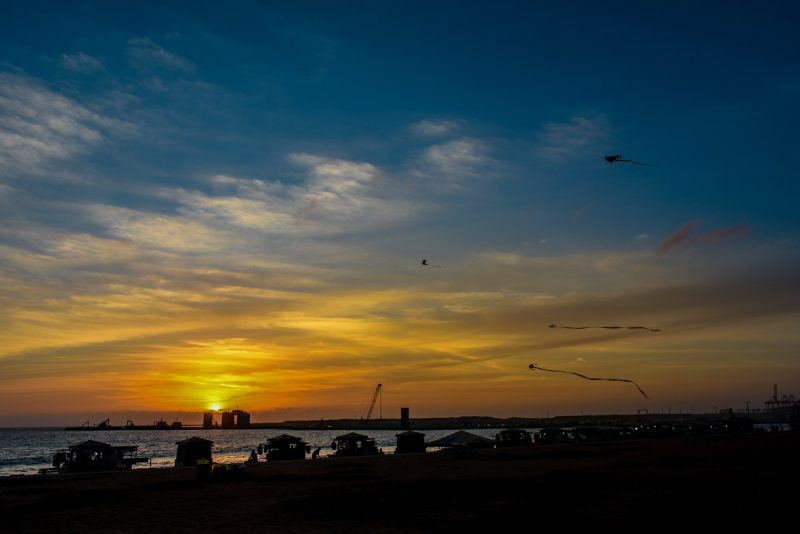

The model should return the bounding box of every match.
[0,427,519,476]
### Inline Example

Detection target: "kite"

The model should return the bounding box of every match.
[549,324,660,332]
[604,154,653,166]
[421,259,442,268]
[529,363,649,399]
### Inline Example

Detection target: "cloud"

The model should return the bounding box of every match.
[289,153,379,193]
[534,115,610,161]
[288,154,386,225]
[200,155,415,234]
[0,73,130,176]
[410,119,459,137]
[414,138,491,191]
[657,220,750,255]
[404,261,800,355]
[127,37,195,73]
[60,52,105,72]
[1,220,797,418]
[87,204,232,253]
[657,219,701,255]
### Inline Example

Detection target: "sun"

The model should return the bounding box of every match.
[210,403,221,411]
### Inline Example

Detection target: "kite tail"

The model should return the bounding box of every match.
[633,383,650,399]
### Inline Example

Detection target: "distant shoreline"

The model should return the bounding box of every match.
[48,409,798,431]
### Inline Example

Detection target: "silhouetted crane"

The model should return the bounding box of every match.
[361,383,383,422]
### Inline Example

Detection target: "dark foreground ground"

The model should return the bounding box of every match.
[2,432,798,532]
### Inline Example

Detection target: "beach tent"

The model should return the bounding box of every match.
[495,428,533,447]
[427,430,495,449]
[55,440,145,472]
[395,430,426,454]
[333,432,379,456]
[175,436,213,467]
[263,434,307,461]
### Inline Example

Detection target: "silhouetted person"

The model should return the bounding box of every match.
[312,447,321,459]
[248,449,258,463]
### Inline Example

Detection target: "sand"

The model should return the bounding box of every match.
[2,432,798,532]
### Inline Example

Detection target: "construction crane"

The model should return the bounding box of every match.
[361,383,382,423]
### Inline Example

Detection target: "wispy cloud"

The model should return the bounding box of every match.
[127,37,195,73]
[289,153,379,193]
[414,138,491,191]
[657,220,751,255]
[87,204,232,253]
[1,223,797,417]
[534,115,610,161]
[410,119,459,137]
[657,219,701,255]
[0,73,131,177]
[76,152,420,253]
[60,52,105,72]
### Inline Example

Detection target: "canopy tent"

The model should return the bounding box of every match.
[265,434,305,444]
[262,433,307,461]
[427,430,495,449]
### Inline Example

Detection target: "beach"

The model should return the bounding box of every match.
[2,431,797,532]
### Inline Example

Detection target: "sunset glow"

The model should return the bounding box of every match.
[1,2,799,426]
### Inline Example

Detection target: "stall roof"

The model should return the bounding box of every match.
[176,436,214,445]
[69,439,111,450]
[427,430,494,448]
[335,432,369,440]
[265,433,304,443]
[395,430,426,437]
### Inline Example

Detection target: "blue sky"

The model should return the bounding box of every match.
[1,1,799,424]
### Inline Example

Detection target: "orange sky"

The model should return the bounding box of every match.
[2,243,798,425]
[2,3,800,425]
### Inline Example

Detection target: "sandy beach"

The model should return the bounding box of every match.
[2,431,797,532]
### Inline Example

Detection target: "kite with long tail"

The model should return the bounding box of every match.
[604,154,654,166]
[529,363,650,399]
[421,258,442,268]
[549,324,660,332]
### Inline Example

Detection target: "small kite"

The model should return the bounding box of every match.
[529,363,649,399]
[421,259,442,268]
[549,324,660,332]
[604,154,653,166]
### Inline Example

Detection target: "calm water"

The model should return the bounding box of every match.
[0,427,523,476]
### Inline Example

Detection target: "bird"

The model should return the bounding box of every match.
[529,363,649,399]
[604,154,653,166]
[421,258,442,268]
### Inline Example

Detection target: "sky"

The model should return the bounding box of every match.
[1,1,799,426]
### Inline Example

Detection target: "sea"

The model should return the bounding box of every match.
[0,427,524,477]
